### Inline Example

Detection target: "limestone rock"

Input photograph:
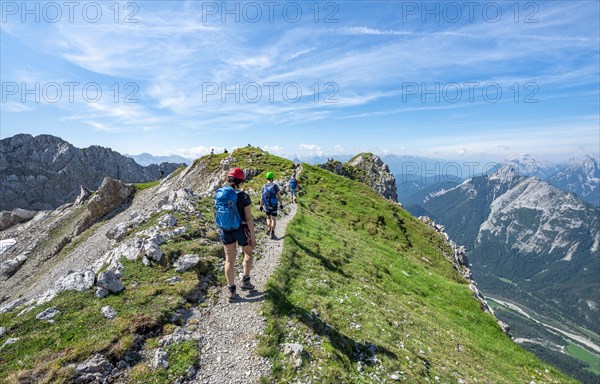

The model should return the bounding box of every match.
[96,271,124,293]
[95,287,109,299]
[152,349,169,370]
[174,254,200,273]
[282,342,303,357]
[74,354,114,383]
[319,153,398,201]
[73,178,136,237]
[36,306,60,321]
[101,305,117,320]
[54,270,95,292]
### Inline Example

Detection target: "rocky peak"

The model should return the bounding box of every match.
[320,153,398,202]
[348,153,398,201]
[0,134,185,211]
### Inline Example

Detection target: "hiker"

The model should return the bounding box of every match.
[259,172,284,239]
[159,170,164,179]
[289,174,301,203]
[224,148,228,154]
[210,148,214,155]
[214,168,256,302]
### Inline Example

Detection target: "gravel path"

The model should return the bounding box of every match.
[192,202,298,384]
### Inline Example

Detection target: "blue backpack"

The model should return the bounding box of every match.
[214,186,241,231]
[289,179,297,189]
[262,183,279,207]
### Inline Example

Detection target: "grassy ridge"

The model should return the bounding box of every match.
[260,163,577,383]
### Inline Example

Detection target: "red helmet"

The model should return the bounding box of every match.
[227,167,245,180]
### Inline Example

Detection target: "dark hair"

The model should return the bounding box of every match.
[228,176,244,186]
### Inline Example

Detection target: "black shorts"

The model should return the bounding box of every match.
[219,224,250,246]
[265,205,278,217]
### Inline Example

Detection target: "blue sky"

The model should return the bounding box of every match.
[1,0,598,161]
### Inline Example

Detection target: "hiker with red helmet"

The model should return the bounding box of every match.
[214,168,256,302]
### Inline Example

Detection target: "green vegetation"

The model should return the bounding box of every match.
[259,163,577,383]
[134,180,160,191]
[567,344,600,375]
[0,260,201,383]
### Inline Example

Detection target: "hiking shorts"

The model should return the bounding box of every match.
[219,224,250,246]
[290,188,298,197]
[265,205,278,217]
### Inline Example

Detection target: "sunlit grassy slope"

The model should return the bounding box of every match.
[259,160,577,383]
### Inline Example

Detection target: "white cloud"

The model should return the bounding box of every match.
[263,145,285,155]
[171,145,224,158]
[333,145,345,154]
[298,144,325,156]
[1,102,33,113]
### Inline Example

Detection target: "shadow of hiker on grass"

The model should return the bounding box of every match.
[287,235,349,278]
[267,283,396,366]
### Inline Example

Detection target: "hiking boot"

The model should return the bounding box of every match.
[228,285,237,302]
[270,231,276,240]
[240,276,255,291]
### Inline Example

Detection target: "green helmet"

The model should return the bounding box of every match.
[265,171,274,180]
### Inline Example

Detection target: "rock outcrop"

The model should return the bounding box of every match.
[73,177,135,236]
[0,208,37,231]
[0,134,185,211]
[319,153,398,202]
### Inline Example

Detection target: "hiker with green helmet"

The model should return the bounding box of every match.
[214,168,256,302]
[259,171,283,240]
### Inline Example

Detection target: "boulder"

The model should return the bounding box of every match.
[174,254,200,273]
[282,343,303,357]
[96,271,124,293]
[101,305,117,320]
[74,185,92,205]
[54,270,95,292]
[0,253,28,278]
[152,349,169,370]
[95,287,109,299]
[73,178,136,237]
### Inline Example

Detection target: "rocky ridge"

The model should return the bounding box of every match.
[0,134,185,211]
[319,153,398,202]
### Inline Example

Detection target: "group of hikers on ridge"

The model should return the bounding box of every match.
[214,168,301,301]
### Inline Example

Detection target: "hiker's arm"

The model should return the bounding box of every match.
[244,205,256,246]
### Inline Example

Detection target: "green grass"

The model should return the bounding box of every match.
[259,163,578,383]
[566,344,600,375]
[0,259,201,383]
[134,180,161,191]
[130,340,199,383]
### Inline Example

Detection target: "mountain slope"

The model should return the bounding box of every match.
[260,162,576,383]
[414,166,600,382]
[547,155,600,206]
[0,134,185,211]
[0,148,578,383]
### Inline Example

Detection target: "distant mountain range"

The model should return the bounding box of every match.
[405,163,600,381]
[546,155,599,206]
[125,153,193,166]
[388,154,598,207]
[0,134,185,211]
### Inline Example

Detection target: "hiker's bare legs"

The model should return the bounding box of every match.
[242,245,253,276]
[270,216,277,234]
[224,243,237,286]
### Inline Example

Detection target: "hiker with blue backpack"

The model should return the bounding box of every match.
[289,174,301,203]
[259,172,284,240]
[214,168,256,302]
